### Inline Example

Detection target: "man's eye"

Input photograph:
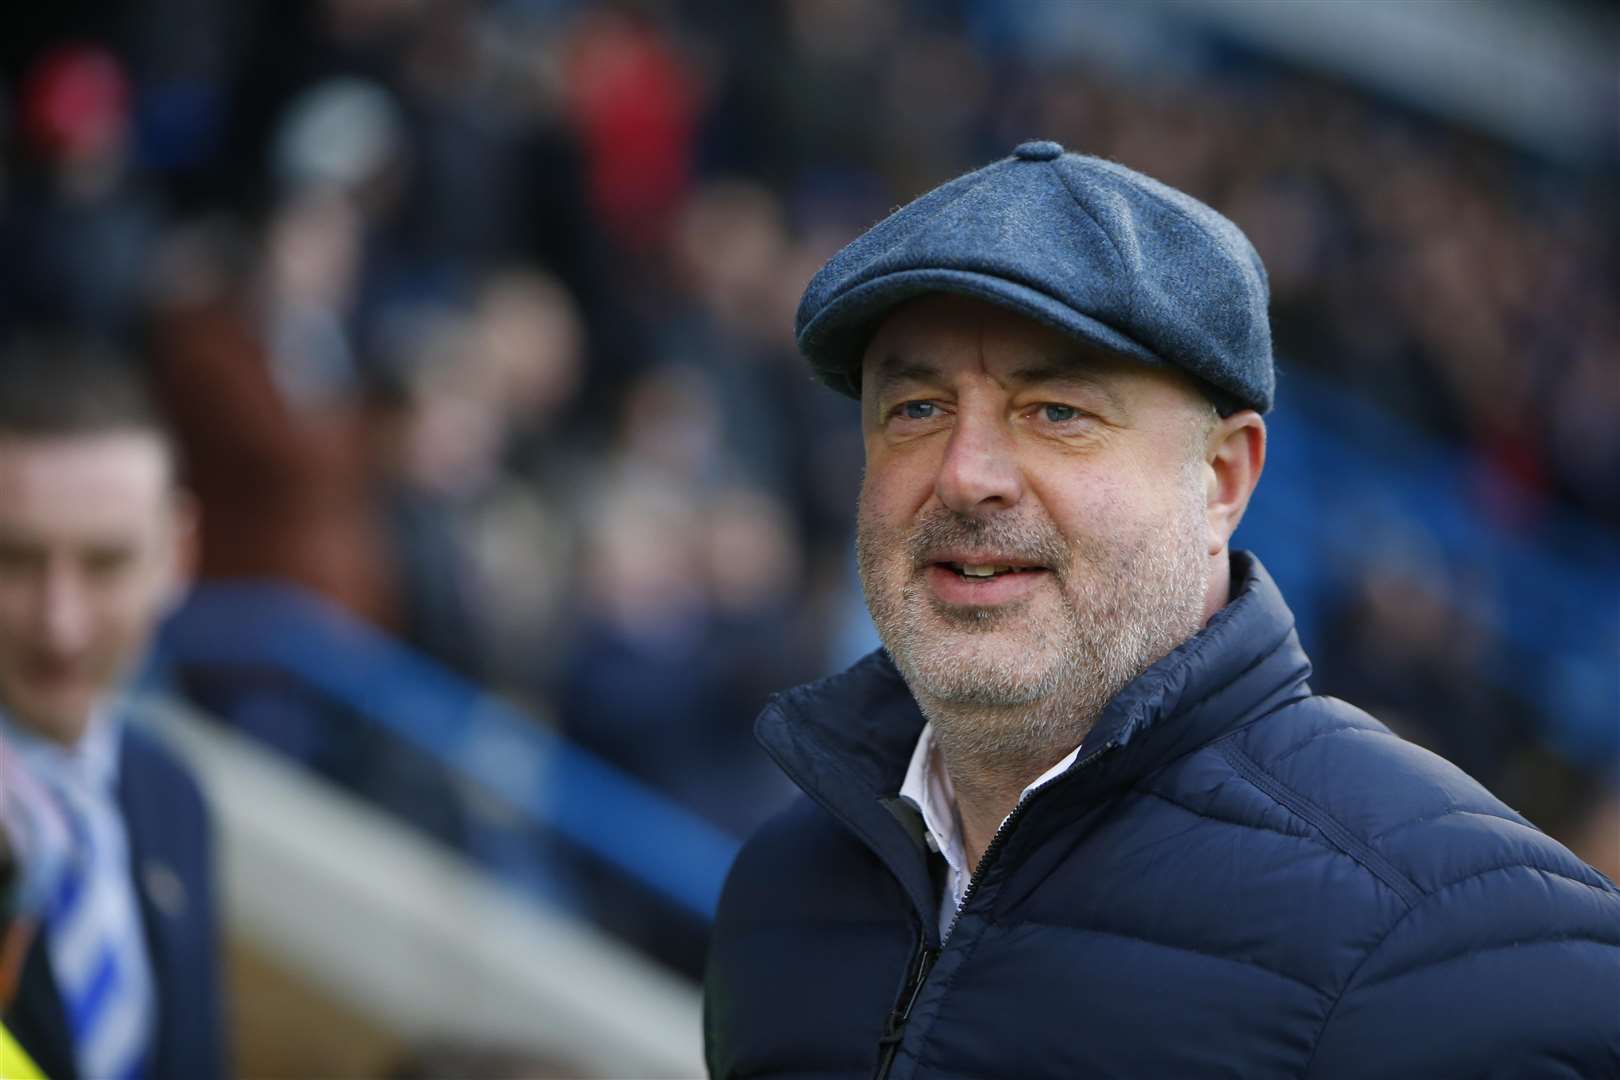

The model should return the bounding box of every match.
[1042,404,1080,423]
[898,401,937,420]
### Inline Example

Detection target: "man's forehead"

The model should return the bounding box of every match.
[861,296,1142,390]
[0,430,172,473]
[0,433,174,520]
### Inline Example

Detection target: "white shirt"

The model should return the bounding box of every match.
[898,722,1080,941]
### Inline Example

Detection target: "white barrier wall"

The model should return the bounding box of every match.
[145,701,706,1079]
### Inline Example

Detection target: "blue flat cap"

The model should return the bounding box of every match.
[796,140,1274,413]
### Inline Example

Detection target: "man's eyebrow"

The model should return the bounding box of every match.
[870,355,942,398]
[869,352,1131,412]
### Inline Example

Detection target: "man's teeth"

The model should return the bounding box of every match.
[959,564,1018,577]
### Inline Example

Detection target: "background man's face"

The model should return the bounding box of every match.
[0,433,189,745]
[856,296,1218,759]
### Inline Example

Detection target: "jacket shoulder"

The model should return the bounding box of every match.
[120,724,210,821]
[118,723,215,893]
[1224,696,1620,1076]
[1220,697,1620,1075]
[1226,695,1612,900]
[122,723,202,784]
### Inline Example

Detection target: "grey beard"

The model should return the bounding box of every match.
[856,475,1212,771]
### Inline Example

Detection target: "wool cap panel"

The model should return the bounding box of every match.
[796,140,1275,414]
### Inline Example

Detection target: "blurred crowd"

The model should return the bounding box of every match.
[1,0,1615,977]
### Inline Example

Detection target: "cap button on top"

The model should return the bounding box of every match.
[1012,140,1064,162]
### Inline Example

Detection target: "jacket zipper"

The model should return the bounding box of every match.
[873,937,938,1080]
[943,739,1119,942]
[873,739,1120,1077]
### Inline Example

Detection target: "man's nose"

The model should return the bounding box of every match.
[36,564,93,655]
[934,409,1023,514]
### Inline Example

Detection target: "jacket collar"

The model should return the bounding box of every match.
[755,552,1312,919]
[1080,550,1311,770]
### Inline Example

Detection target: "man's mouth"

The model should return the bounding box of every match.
[917,551,1054,607]
[20,655,91,690]
[926,554,1052,582]
[943,562,1042,579]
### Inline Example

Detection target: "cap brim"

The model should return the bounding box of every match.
[797,268,1165,398]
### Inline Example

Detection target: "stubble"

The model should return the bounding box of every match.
[856,466,1212,775]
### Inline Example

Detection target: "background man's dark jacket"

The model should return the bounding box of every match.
[705,553,1620,1078]
[4,725,228,1080]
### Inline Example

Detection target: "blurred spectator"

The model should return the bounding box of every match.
[370,305,502,680]
[1315,530,1522,791]
[559,469,716,820]
[462,269,591,699]
[702,486,822,793]
[148,195,398,631]
[368,267,587,695]
[3,45,161,336]
[0,344,226,1080]
[147,205,479,847]
[562,5,700,253]
[555,398,803,969]
[556,470,714,973]
[560,476,806,841]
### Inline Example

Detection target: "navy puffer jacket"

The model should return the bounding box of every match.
[705,553,1620,1078]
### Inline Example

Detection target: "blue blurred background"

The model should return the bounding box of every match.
[2,1,1615,1074]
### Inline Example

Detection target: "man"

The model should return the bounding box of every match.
[704,142,1620,1078]
[0,344,226,1080]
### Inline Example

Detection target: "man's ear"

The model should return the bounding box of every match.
[1204,411,1266,556]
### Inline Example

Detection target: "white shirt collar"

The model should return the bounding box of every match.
[0,704,123,794]
[899,721,1081,937]
[898,721,966,868]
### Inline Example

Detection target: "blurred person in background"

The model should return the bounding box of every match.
[369,266,588,697]
[459,268,591,700]
[1315,525,1520,792]
[0,344,226,1080]
[147,157,400,636]
[3,44,160,339]
[144,191,403,785]
[705,143,1620,1078]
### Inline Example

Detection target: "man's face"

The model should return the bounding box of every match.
[856,296,1220,762]
[0,433,191,745]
